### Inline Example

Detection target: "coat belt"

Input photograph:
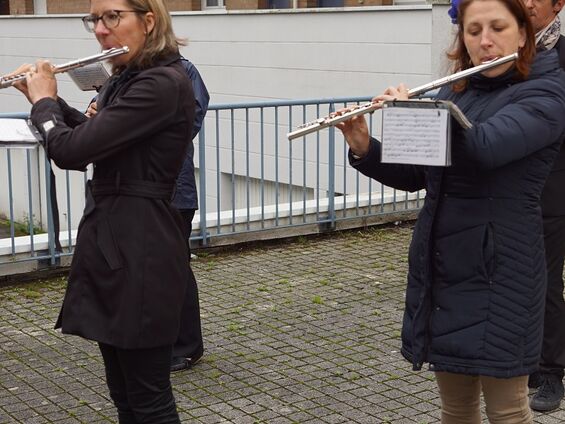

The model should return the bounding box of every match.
[90,178,175,200]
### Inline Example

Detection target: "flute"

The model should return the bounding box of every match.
[287,53,518,140]
[0,46,130,89]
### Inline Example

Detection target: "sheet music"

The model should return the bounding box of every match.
[381,106,450,166]
[0,119,41,149]
[67,62,110,91]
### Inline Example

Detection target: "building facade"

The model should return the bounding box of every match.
[0,0,393,14]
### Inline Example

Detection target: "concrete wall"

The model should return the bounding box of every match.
[0,7,447,230]
[0,7,436,111]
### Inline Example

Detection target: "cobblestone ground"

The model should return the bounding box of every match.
[1,223,564,423]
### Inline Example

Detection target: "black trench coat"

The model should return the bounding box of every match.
[30,54,195,349]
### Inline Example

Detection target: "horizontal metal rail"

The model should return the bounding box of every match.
[0,96,427,271]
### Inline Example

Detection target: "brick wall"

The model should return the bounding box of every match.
[47,0,89,13]
[225,0,267,8]
[344,0,393,5]
[167,0,202,11]
[296,0,317,7]
[9,0,33,14]
[45,0,201,13]
[8,0,392,13]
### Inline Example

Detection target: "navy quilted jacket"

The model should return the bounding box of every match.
[351,50,565,377]
[171,58,209,210]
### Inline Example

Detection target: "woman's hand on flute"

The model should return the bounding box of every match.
[372,83,409,103]
[335,110,370,158]
[14,60,57,104]
[26,60,57,103]
[8,63,35,104]
[335,83,409,158]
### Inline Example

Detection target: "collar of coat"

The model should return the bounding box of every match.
[98,52,182,109]
[468,49,561,92]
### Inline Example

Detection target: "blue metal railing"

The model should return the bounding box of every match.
[0,97,425,268]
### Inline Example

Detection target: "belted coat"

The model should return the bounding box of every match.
[30,54,195,349]
[351,50,565,377]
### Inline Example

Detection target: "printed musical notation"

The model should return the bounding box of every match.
[380,100,470,166]
[67,62,110,91]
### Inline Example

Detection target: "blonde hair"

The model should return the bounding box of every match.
[115,0,186,71]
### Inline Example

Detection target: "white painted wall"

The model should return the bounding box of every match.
[0,7,447,230]
[0,7,434,112]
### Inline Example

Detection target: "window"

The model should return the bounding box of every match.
[202,0,225,8]
[0,0,9,14]
[269,0,291,8]
[318,0,344,6]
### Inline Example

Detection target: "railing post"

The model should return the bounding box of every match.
[327,103,336,230]
[198,123,208,246]
[43,155,57,266]
[7,149,16,256]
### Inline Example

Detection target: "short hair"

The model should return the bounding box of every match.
[447,0,536,91]
[116,0,186,71]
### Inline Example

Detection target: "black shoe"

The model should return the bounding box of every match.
[171,356,189,372]
[529,371,543,389]
[530,374,564,412]
[170,351,203,373]
[186,352,203,368]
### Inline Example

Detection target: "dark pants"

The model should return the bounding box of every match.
[98,343,180,424]
[173,209,204,359]
[540,215,565,377]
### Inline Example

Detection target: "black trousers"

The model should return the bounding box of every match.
[173,209,204,359]
[98,343,180,424]
[540,215,565,377]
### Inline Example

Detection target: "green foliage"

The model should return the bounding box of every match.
[0,214,43,236]
[22,289,42,299]
[312,295,324,305]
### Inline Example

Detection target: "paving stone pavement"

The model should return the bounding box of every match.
[1,222,565,423]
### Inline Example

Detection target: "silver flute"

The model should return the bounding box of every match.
[0,46,130,89]
[287,52,518,140]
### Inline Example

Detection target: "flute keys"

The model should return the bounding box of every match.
[297,117,325,129]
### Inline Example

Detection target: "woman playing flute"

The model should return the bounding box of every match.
[11,0,195,422]
[337,0,565,420]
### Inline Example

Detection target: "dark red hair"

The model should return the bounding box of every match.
[447,0,536,91]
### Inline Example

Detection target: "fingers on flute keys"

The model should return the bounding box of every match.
[28,60,55,80]
[335,106,368,133]
[6,63,35,98]
[373,83,409,103]
[330,104,361,119]
[10,63,34,77]
[24,60,58,104]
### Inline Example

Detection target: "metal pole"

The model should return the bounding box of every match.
[198,124,208,246]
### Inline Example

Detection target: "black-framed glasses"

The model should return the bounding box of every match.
[82,10,141,33]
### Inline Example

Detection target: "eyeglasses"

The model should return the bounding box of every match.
[82,10,141,33]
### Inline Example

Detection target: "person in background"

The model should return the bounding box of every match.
[170,58,209,372]
[12,0,195,421]
[523,0,565,412]
[87,58,210,374]
[335,0,565,420]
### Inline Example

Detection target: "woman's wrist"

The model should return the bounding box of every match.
[350,145,369,160]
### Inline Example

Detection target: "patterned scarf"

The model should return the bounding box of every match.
[536,15,561,51]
